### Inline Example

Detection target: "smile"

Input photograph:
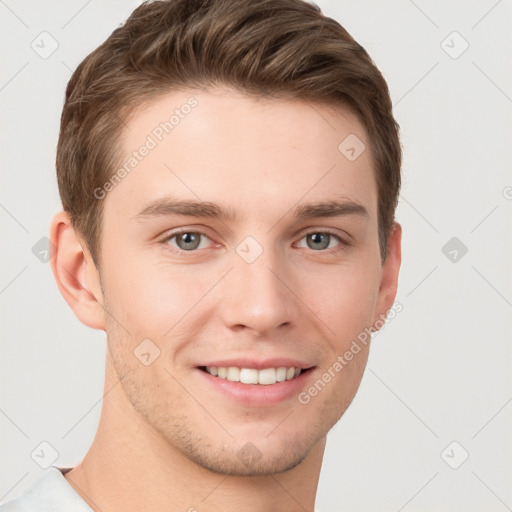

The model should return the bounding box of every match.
[201,366,303,385]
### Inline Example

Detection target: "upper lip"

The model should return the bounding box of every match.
[197,358,313,370]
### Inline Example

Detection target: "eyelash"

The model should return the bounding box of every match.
[161,228,349,255]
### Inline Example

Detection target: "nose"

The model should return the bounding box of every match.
[217,248,299,336]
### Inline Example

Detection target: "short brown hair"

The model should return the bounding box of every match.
[56,0,401,267]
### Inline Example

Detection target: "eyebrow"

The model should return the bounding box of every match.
[133,197,238,222]
[293,200,368,220]
[133,196,368,222]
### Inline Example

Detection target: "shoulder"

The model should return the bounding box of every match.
[0,467,92,512]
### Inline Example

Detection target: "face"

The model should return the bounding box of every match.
[95,87,398,476]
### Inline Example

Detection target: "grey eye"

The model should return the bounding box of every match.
[174,232,203,250]
[306,232,332,250]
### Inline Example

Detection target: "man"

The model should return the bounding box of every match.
[1,0,401,510]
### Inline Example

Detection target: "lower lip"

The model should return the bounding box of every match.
[195,368,315,407]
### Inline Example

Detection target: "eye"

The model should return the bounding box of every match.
[296,231,343,251]
[164,231,211,251]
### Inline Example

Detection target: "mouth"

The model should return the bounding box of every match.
[198,365,313,385]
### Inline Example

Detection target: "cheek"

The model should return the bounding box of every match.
[101,253,220,340]
[302,262,381,343]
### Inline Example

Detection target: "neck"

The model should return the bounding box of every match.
[64,355,325,512]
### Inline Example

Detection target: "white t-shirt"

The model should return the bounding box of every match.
[1,466,323,511]
[0,467,92,512]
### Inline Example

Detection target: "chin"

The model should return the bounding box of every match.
[172,424,325,477]
[187,445,311,477]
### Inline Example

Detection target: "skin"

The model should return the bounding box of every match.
[50,87,401,512]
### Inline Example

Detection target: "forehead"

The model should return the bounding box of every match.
[103,87,377,225]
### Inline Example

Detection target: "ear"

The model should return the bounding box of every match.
[373,222,402,329]
[49,211,106,330]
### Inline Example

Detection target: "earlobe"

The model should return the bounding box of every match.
[373,222,402,330]
[49,211,106,330]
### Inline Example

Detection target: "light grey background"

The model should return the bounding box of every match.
[1,1,511,511]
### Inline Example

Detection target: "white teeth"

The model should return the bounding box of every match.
[205,366,302,384]
[240,368,259,384]
[206,366,218,376]
[276,367,287,382]
[226,367,240,382]
[258,368,276,385]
